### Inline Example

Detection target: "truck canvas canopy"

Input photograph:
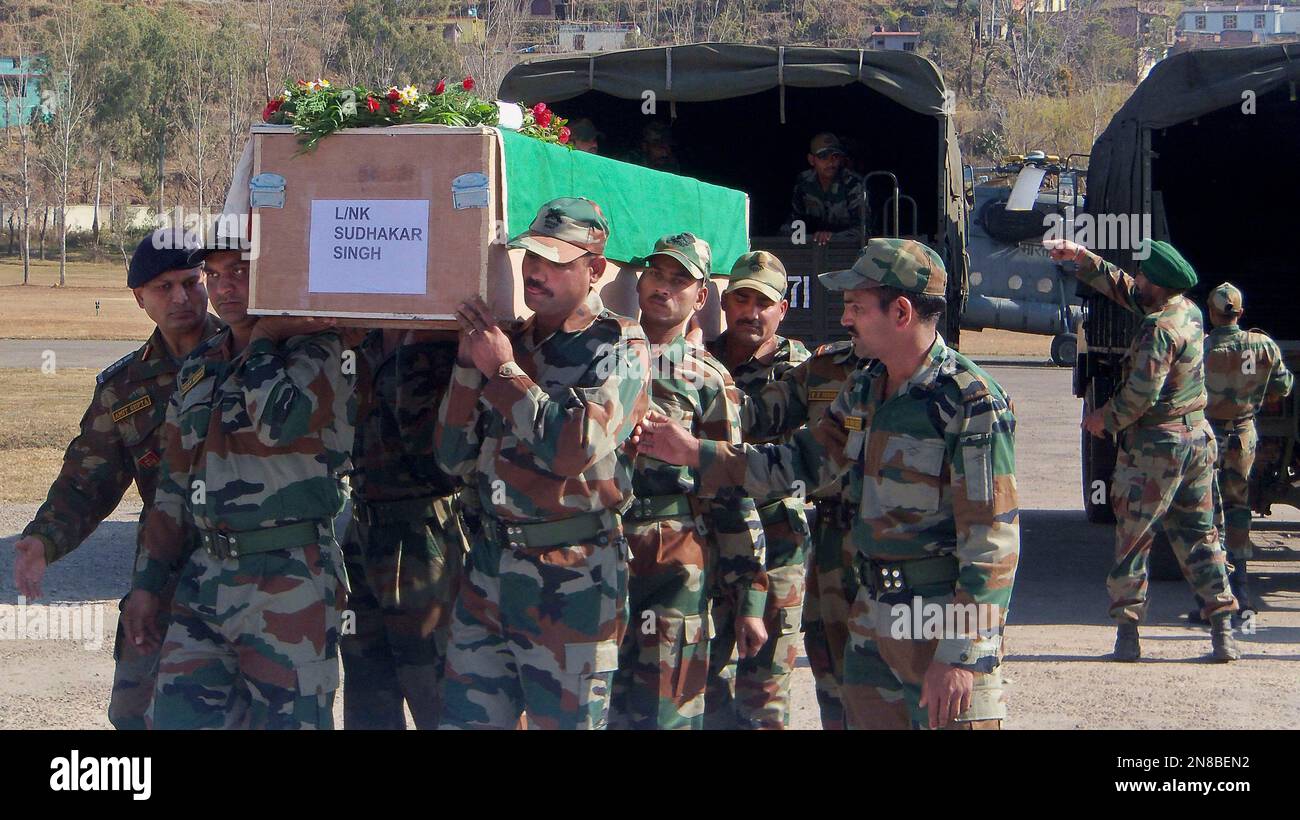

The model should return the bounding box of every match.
[499,43,969,346]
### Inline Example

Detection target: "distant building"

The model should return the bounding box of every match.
[866,30,921,51]
[1177,4,1300,40]
[0,56,41,129]
[556,22,638,52]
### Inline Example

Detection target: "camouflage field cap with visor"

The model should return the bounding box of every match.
[508,196,610,263]
[809,132,846,158]
[725,251,789,303]
[1208,282,1244,316]
[819,237,946,297]
[645,232,712,280]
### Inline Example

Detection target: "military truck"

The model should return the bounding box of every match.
[498,43,970,349]
[1079,45,1300,574]
[963,152,1087,366]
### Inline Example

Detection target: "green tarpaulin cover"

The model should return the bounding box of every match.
[499,128,748,275]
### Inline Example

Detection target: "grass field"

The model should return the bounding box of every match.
[0,257,155,340]
[0,367,142,506]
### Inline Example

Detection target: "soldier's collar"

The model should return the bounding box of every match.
[891,333,949,397]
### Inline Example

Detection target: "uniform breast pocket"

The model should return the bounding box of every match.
[870,435,946,517]
[117,395,165,450]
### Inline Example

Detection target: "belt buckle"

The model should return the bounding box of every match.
[202,530,240,560]
[869,560,910,605]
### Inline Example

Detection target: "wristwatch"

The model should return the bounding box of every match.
[497,362,526,380]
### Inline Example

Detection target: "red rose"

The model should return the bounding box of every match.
[389,103,400,114]
[532,102,547,118]
[462,77,475,91]
[366,96,380,113]
[559,126,571,144]
[536,109,552,128]
[261,97,282,122]
[434,80,446,95]
[387,88,401,102]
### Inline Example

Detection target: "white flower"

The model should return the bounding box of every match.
[399,85,419,105]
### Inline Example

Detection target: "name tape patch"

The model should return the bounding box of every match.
[111,395,152,423]
[180,366,206,396]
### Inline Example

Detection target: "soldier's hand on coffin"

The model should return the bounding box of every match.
[455,298,514,376]
[635,410,701,468]
[919,660,974,729]
[122,589,164,655]
[250,316,338,343]
[13,536,47,600]
[736,615,768,659]
[1082,407,1107,438]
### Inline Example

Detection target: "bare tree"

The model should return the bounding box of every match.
[0,18,37,284]
[463,0,529,98]
[35,0,97,287]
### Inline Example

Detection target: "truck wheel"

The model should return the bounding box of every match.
[1082,424,1117,524]
[1148,532,1183,582]
[1051,333,1077,367]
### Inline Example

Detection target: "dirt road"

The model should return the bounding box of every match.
[1,361,1296,729]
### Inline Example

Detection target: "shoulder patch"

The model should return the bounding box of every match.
[600,310,648,341]
[97,351,138,385]
[110,394,152,423]
[180,365,207,396]
[950,369,991,403]
[813,339,854,358]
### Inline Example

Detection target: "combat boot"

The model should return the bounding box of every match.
[1210,614,1241,662]
[1113,621,1140,662]
[1228,558,1254,614]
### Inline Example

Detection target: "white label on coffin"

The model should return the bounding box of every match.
[308,199,430,294]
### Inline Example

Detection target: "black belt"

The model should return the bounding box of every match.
[198,520,324,561]
[468,510,622,551]
[855,553,960,603]
[352,493,450,526]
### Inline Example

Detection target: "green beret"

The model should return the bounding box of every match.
[1140,240,1197,290]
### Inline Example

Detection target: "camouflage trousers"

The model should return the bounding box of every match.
[802,501,856,730]
[340,495,466,730]
[150,536,344,730]
[1211,419,1258,559]
[705,502,808,730]
[109,580,174,730]
[438,521,629,730]
[842,584,1001,730]
[610,516,710,730]
[1109,424,1237,623]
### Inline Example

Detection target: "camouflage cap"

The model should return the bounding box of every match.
[508,197,610,263]
[809,132,846,157]
[1208,281,1243,316]
[818,237,946,297]
[725,251,788,303]
[646,232,712,280]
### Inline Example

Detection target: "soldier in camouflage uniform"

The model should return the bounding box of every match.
[13,230,222,730]
[1201,282,1293,612]
[741,339,869,730]
[435,198,652,729]
[1046,238,1239,661]
[340,329,467,729]
[787,132,868,246]
[640,238,1019,730]
[608,232,768,730]
[705,251,811,729]
[123,248,356,728]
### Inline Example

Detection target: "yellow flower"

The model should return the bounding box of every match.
[399,85,419,105]
[306,78,331,93]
